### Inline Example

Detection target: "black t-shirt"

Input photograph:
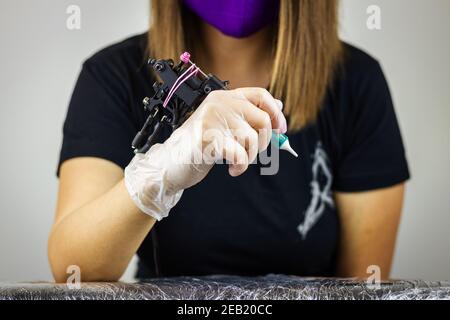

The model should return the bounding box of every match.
[58,33,410,278]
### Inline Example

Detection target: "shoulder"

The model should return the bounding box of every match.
[83,33,147,73]
[75,33,151,102]
[341,43,382,76]
[336,43,388,95]
[322,43,395,146]
[86,33,147,67]
[325,45,409,192]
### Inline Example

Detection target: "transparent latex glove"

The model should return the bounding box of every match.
[124,88,287,220]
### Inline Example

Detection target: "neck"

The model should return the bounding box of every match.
[197,23,273,89]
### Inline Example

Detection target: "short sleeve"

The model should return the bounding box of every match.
[333,58,410,192]
[57,58,137,175]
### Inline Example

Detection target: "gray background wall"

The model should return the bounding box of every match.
[0,0,449,282]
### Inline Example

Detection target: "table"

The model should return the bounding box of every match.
[1,275,449,300]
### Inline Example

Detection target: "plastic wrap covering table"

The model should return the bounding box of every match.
[1,275,449,300]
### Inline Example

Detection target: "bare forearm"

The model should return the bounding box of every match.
[48,179,155,282]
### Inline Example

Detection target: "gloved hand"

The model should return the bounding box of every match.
[124,88,287,221]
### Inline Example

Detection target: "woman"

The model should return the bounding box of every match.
[49,0,410,282]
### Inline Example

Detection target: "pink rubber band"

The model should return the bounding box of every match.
[162,64,195,108]
[163,64,199,108]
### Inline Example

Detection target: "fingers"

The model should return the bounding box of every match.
[211,120,258,177]
[233,88,288,133]
[234,121,259,165]
[193,88,288,177]
[226,99,271,151]
[222,135,249,177]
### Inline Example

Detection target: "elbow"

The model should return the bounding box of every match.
[48,232,122,283]
[51,269,121,284]
[49,254,123,283]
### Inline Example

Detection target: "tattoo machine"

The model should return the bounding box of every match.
[131,52,298,157]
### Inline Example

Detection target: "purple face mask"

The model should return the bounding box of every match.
[183,0,279,38]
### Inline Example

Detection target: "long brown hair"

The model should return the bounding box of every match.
[149,0,342,131]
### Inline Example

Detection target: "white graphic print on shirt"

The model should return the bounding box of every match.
[297,142,335,239]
